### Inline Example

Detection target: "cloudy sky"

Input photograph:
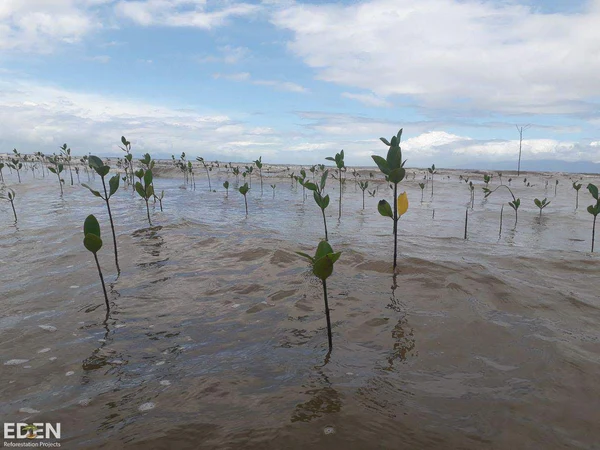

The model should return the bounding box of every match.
[1,0,599,167]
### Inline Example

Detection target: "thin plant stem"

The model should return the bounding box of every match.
[393,183,398,269]
[322,279,333,351]
[94,252,110,313]
[101,177,120,275]
[244,195,248,215]
[322,208,328,241]
[464,208,468,239]
[10,199,17,222]
[592,216,597,252]
[145,199,152,226]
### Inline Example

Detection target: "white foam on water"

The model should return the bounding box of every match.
[160,380,171,386]
[138,402,155,412]
[39,325,57,332]
[4,359,29,365]
[65,371,75,376]
[38,348,51,353]
[19,407,40,414]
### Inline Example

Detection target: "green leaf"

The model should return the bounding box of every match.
[388,167,405,184]
[58,164,64,173]
[223,181,229,189]
[315,240,334,260]
[588,204,600,216]
[96,166,110,177]
[144,169,153,186]
[125,154,132,162]
[313,255,334,280]
[83,233,103,254]
[534,198,541,208]
[371,155,390,175]
[380,137,391,146]
[81,183,103,198]
[386,145,401,170]
[135,181,145,199]
[325,157,335,162]
[321,194,330,209]
[121,136,127,146]
[588,183,599,200]
[108,174,120,197]
[239,182,249,195]
[88,155,104,169]
[295,251,314,263]
[378,199,393,218]
[84,214,101,238]
[320,170,328,191]
[303,182,318,191]
[48,167,56,174]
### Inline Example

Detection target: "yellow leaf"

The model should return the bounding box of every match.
[397,191,409,216]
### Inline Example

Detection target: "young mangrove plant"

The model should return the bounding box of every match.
[587,183,599,252]
[135,169,154,226]
[0,188,17,222]
[82,156,121,274]
[555,179,559,196]
[296,240,341,351]
[358,180,369,209]
[156,190,165,211]
[573,181,582,210]
[60,144,74,185]
[239,182,250,215]
[48,156,64,195]
[83,214,110,315]
[7,155,23,183]
[196,157,212,191]
[325,150,345,220]
[418,182,425,202]
[534,198,550,217]
[0,162,4,183]
[300,170,330,240]
[428,164,437,197]
[119,136,134,187]
[223,180,230,198]
[271,184,276,199]
[372,129,407,269]
[483,185,520,228]
[254,156,264,195]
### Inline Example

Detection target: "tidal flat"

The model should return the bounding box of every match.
[1,163,599,449]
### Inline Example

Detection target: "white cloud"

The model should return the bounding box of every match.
[115,0,259,29]
[213,72,309,93]
[0,0,101,52]
[213,72,250,81]
[342,92,391,108]
[196,45,250,64]
[272,0,600,115]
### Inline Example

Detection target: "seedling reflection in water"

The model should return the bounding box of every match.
[0,188,17,222]
[372,128,407,269]
[296,241,341,351]
[82,156,121,274]
[239,182,250,215]
[83,214,110,316]
[270,184,276,199]
[587,183,599,252]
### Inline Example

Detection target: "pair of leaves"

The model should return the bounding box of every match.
[508,198,521,211]
[428,164,436,174]
[83,215,103,254]
[223,181,230,189]
[82,174,119,200]
[255,157,262,169]
[572,182,582,191]
[588,203,600,216]
[358,180,369,191]
[325,150,345,169]
[314,191,330,210]
[418,183,425,190]
[88,155,110,177]
[0,188,16,201]
[534,198,550,209]
[296,241,341,281]
[239,182,249,195]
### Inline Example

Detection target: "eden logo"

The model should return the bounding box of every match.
[3,423,61,440]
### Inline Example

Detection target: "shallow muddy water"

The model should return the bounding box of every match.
[1,166,599,449]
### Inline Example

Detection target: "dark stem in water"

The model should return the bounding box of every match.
[322,208,328,241]
[322,279,333,351]
[101,177,120,275]
[592,216,597,252]
[499,205,504,239]
[464,208,468,239]
[145,199,152,226]
[244,195,248,215]
[393,183,398,269]
[10,199,17,222]
[94,252,110,313]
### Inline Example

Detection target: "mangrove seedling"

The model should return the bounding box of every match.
[587,183,599,252]
[83,214,110,315]
[156,189,165,211]
[60,144,74,185]
[223,180,230,197]
[372,129,407,268]
[483,185,520,228]
[0,162,4,183]
[368,189,377,198]
[358,180,369,209]
[418,182,425,202]
[82,155,121,274]
[135,169,154,226]
[239,182,250,215]
[271,184,276,199]
[573,181,582,209]
[325,150,345,220]
[196,157,212,191]
[296,240,341,351]
[428,164,436,196]
[7,157,22,183]
[254,156,263,195]
[555,179,559,196]
[0,188,17,222]
[119,136,134,186]
[48,157,64,195]
[300,170,331,240]
[534,198,550,217]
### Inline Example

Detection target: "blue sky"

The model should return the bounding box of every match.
[0,0,599,167]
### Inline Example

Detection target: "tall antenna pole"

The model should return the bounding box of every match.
[516,124,531,176]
